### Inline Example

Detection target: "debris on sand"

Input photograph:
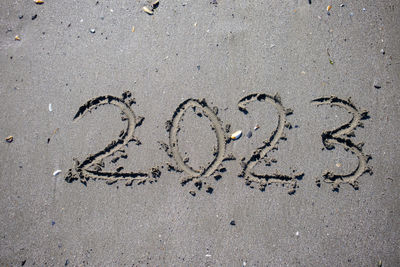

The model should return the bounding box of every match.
[6,136,13,143]
[143,6,154,15]
[231,130,242,140]
[327,5,332,15]
[230,220,236,225]
[34,0,44,4]
[152,0,160,9]
[53,170,62,176]
[15,35,21,41]
[373,79,382,89]
[246,131,252,138]
[47,128,59,144]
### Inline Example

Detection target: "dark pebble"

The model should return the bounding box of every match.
[32,14,37,20]
[246,131,252,138]
[230,220,236,226]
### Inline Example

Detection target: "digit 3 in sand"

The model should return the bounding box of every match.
[311,96,372,191]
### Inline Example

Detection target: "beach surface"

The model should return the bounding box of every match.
[0,0,399,266]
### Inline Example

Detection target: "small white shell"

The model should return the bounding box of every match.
[53,170,62,176]
[49,103,52,111]
[143,6,154,15]
[231,130,242,140]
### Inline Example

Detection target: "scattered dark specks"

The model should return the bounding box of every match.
[32,14,37,20]
[197,65,200,71]
[230,220,236,226]
[51,221,55,226]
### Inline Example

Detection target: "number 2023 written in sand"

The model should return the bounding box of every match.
[65,91,372,195]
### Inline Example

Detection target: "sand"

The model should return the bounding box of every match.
[0,0,399,265]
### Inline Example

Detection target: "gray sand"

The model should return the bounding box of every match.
[0,0,399,266]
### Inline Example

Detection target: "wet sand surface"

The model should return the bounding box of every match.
[0,0,399,266]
